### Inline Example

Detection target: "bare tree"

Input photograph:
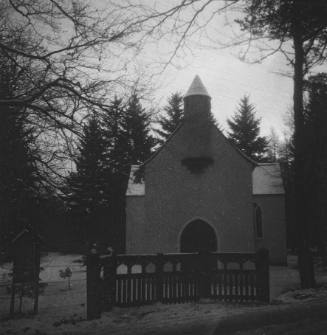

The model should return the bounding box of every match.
[267,128,281,162]
[0,0,149,185]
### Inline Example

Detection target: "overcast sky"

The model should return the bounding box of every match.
[117,0,327,139]
[101,1,327,138]
[153,48,294,138]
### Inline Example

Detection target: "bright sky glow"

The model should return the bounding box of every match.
[154,48,294,137]
[100,1,327,138]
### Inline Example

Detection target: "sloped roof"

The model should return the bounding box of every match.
[252,163,285,195]
[185,75,210,97]
[126,165,145,196]
[126,163,285,196]
[143,120,256,168]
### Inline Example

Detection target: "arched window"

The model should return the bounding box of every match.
[253,203,263,238]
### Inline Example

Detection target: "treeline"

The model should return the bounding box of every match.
[64,95,155,252]
[60,92,185,252]
[226,75,327,257]
[0,1,150,256]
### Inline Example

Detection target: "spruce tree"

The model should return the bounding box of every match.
[123,94,155,164]
[156,92,184,144]
[101,97,130,252]
[66,115,108,244]
[227,96,268,161]
[100,93,155,251]
[103,93,155,177]
[102,97,127,172]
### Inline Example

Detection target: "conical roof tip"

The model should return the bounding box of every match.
[185,75,210,98]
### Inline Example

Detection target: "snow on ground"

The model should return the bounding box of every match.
[0,252,85,284]
[38,253,85,282]
[0,252,86,327]
[0,254,326,335]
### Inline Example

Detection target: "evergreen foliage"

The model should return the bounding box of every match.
[101,96,130,251]
[227,96,268,162]
[103,94,155,175]
[66,93,155,250]
[102,97,128,173]
[66,115,108,243]
[237,0,327,289]
[104,94,155,251]
[238,1,327,70]
[123,94,155,164]
[280,74,327,257]
[69,116,108,210]
[156,92,184,144]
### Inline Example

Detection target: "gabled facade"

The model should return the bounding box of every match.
[126,76,286,264]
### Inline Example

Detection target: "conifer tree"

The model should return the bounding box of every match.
[102,97,127,172]
[66,115,108,243]
[65,93,156,249]
[103,93,155,175]
[100,97,127,251]
[227,96,268,161]
[123,94,155,164]
[100,93,155,251]
[156,92,184,144]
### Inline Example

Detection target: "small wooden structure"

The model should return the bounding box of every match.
[9,225,42,316]
[86,248,269,320]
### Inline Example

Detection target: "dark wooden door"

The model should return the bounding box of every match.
[180,219,217,253]
[180,219,217,291]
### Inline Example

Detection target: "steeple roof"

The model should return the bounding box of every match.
[185,75,210,98]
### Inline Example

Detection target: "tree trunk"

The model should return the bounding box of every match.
[293,18,315,288]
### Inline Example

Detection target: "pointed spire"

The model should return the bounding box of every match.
[185,75,210,98]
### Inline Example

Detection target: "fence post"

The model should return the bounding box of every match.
[87,247,101,320]
[255,248,270,303]
[33,238,41,315]
[156,253,164,302]
[199,252,211,299]
[102,247,116,311]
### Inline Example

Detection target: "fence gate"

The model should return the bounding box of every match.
[86,249,269,320]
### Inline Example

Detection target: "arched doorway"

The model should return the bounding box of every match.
[180,219,217,253]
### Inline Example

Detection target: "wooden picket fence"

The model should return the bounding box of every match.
[86,249,269,320]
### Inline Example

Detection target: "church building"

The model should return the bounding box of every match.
[125,76,286,264]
